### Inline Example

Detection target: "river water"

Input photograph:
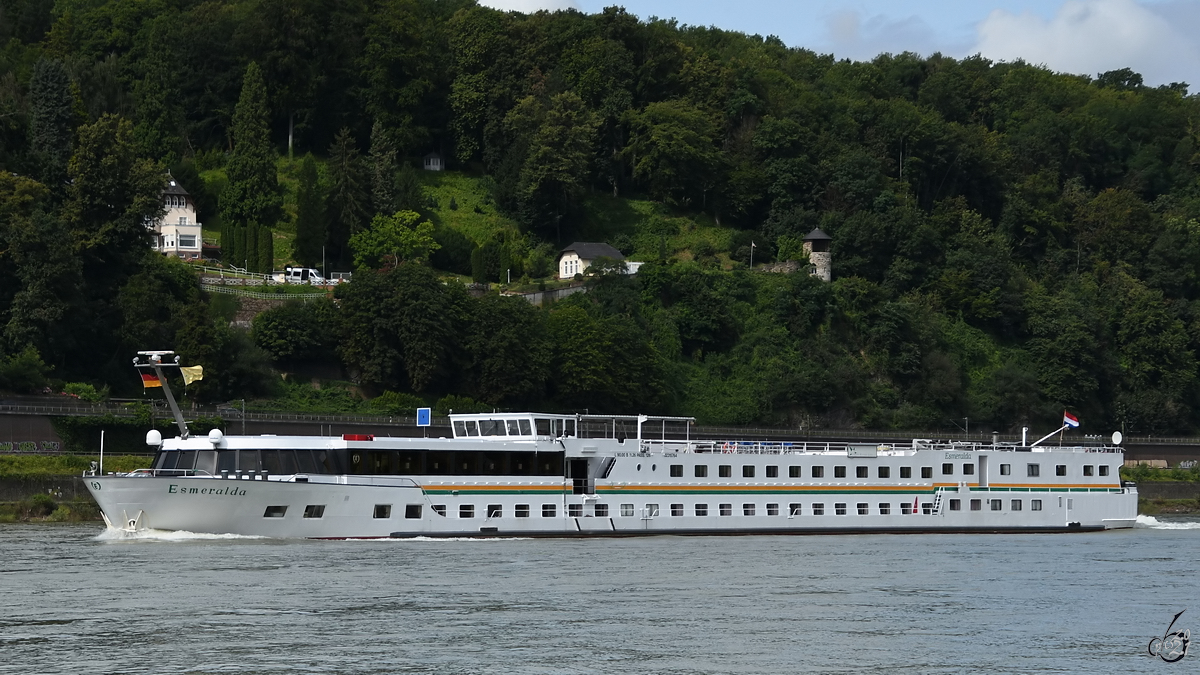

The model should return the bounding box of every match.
[1,518,1198,674]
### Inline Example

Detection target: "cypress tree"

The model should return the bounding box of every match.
[220,62,281,264]
[245,222,259,272]
[258,224,273,273]
[28,58,74,190]
[293,153,324,268]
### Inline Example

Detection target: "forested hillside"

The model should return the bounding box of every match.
[1,0,1199,434]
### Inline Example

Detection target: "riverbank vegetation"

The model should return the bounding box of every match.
[1,1,1199,436]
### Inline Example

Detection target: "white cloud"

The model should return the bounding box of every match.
[972,0,1200,87]
[477,0,580,12]
[815,9,964,61]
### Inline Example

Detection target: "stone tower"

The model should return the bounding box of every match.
[802,228,832,282]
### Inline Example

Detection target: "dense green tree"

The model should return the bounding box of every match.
[349,210,439,270]
[293,153,325,268]
[27,57,74,190]
[253,298,338,364]
[623,100,721,207]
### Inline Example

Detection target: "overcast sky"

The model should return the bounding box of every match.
[477,0,1200,89]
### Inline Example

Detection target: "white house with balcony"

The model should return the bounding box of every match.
[151,176,203,260]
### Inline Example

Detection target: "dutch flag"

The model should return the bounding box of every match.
[1063,411,1080,428]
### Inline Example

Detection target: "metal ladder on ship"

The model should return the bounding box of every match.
[930,488,946,516]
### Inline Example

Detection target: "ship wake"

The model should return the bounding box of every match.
[95,527,266,542]
[1135,515,1200,530]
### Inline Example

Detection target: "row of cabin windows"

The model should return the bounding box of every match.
[948,499,1044,512]
[154,449,565,477]
[452,418,575,438]
[667,463,1113,479]
[272,498,1057,520]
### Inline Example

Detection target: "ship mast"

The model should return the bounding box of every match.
[133,351,189,439]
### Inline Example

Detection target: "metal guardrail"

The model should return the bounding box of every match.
[200,284,328,302]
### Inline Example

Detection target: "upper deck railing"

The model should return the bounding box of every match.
[632,438,1123,455]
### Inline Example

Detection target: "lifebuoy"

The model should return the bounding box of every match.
[722,442,733,453]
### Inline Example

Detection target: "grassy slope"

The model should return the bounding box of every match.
[198,161,735,274]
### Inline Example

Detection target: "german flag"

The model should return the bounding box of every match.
[140,372,162,388]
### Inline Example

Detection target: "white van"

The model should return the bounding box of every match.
[273,267,326,284]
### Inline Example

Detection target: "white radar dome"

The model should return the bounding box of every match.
[208,428,224,445]
[145,429,162,446]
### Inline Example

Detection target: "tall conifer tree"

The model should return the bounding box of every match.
[326,127,368,268]
[293,153,324,268]
[368,119,398,216]
[220,62,280,271]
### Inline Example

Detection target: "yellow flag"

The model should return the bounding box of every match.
[181,365,204,386]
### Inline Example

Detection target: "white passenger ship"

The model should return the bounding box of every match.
[83,352,1138,538]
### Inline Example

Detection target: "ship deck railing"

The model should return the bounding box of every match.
[633,439,1123,455]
